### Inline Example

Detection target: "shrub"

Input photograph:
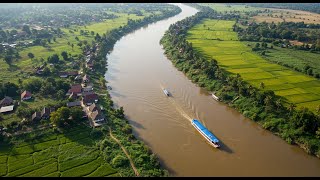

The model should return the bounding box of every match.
[112,155,128,168]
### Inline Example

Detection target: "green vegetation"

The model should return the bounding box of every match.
[186,19,320,112]
[200,3,261,14]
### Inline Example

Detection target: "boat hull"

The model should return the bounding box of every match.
[212,93,219,101]
[192,119,220,148]
[163,89,170,96]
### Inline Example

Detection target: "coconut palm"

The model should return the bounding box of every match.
[260,82,265,89]
[288,103,296,115]
[275,98,282,110]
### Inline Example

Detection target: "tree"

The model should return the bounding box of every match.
[40,39,47,47]
[275,99,282,110]
[288,103,296,115]
[42,67,50,76]
[70,107,83,122]
[40,82,54,96]
[77,42,83,47]
[259,82,265,89]
[4,55,13,65]
[27,52,34,60]
[22,25,31,35]
[56,89,65,100]
[316,127,320,139]
[50,107,70,127]
[115,107,125,119]
[47,54,60,64]
[61,51,68,61]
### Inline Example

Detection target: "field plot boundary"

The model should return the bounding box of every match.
[186,18,320,112]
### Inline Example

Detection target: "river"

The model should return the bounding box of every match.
[104,3,320,176]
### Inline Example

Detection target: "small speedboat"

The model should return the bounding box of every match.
[163,88,170,96]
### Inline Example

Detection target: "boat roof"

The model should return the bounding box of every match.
[192,119,219,143]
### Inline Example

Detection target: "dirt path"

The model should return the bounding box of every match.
[108,127,140,177]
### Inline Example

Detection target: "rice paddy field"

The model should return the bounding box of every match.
[186,19,320,112]
[0,125,118,177]
[244,41,320,77]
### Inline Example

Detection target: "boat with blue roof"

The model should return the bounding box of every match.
[192,119,220,148]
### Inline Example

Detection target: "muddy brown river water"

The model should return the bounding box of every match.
[105,3,320,176]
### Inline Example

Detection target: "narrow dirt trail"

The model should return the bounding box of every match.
[108,127,140,177]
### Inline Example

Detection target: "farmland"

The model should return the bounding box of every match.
[200,3,261,14]
[252,8,320,24]
[244,41,320,78]
[0,125,118,177]
[200,3,320,24]
[186,19,320,112]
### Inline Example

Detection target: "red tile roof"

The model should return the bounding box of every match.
[68,84,82,94]
[21,90,32,99]
[83,93,98,104]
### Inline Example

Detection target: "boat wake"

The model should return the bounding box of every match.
[168,97,192,122]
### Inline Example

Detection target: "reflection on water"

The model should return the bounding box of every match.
[105,3,320,177]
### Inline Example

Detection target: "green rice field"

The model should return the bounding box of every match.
[186,19,320,112]
[0,125,117,177]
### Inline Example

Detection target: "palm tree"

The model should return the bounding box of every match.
[260,82,265,89]
[237,79,244,95]
[275,99,282,110]
[248,85,255,97]
[264,95,272,106]
[316,105,320,118]
[288,103,296,115]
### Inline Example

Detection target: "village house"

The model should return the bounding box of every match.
[82,74,90,83]
[31,111,41,121]
[59,71,68,78]
[67,101,82,108]
[68,71,79,76]
[74,75,82,82]
[68,92,78,100]
[66,84,82,96]
[21,90,32,101]
[83,86,93,93]
[85,103,105,127]
[59,71,79,78]
[82,92,98,106]
[0,96,13,107]
[0,105,14,114]
[86,61,94,70]
[41,107,55,119]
